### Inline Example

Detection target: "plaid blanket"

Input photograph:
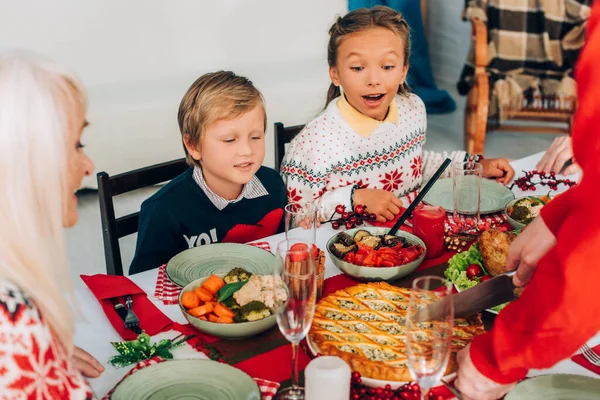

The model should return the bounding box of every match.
[457,0,592,121]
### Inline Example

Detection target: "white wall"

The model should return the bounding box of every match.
[0,0,347,187]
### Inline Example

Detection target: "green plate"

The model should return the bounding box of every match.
[166,243,275,287]
[423,178,515,214]
[506,374,600,399]
[111,359,261,399]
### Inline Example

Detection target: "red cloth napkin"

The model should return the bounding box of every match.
[102,356,280,400]
[572,344,600,374]
[81,274,173,340]
[154,241,273,305]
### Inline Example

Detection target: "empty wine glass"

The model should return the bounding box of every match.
[284,202,318,244]
[273,239,317,400]
[405,276,453,400]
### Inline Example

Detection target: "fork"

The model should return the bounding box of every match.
[124,295,140,331]
[580,344,600,366]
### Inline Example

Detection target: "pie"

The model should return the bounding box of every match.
[308,281,485,381]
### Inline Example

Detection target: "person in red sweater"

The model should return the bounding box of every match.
[454,3,600,399]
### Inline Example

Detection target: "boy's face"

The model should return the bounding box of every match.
[185,104,266,200]
[329,27,408,121]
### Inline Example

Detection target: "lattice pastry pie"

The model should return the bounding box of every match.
[308,282,485,381]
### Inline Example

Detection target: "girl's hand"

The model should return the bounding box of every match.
[480,158,515,185]
[354,189,403,223]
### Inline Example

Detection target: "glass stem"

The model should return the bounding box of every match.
[291,342,299,391]
[420,387,429,400]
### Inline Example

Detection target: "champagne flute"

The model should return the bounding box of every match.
[273,239,317,400]
[406,276,453,400]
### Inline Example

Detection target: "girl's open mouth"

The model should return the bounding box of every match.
[362,94,385,104]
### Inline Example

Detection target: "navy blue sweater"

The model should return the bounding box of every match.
[129,166,286,274]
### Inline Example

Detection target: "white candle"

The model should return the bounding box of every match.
[305,356,351,400]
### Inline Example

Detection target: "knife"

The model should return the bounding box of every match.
[110,298,142,334]
[414,271,517,322]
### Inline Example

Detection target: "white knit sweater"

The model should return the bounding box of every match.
[281,94,467,220]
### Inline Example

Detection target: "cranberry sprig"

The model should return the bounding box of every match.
[324,204,377,230]
[511,170,576,192]
[350,371,445,400]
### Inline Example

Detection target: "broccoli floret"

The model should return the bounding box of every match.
[510,205,530,221]
[221,296,240,312]
[234,300,271,322]
[223,267,253,284]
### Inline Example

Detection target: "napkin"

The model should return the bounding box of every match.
[571,344,600,374]
[81,274,172,340]
[102,356,280,400]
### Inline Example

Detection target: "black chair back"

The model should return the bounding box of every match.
[274,122,304,172]
[97,158,189,275]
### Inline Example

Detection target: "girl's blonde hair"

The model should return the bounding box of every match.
[0,50,86,354]
[178,70,266,167]
[325,6,412,107]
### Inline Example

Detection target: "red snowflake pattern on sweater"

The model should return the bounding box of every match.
[379,169,404,192]
[0,281,93,400]
[410,156,423,179]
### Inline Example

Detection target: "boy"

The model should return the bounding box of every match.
[129,71,286,274]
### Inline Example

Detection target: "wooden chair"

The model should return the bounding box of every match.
[97,158,189,276]
[274,122,304,172]
[462,5,582,154]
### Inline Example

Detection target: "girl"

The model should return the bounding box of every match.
[281,6,514,222]
[0,51,103,397]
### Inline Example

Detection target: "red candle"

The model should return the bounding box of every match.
[412,204,446,259]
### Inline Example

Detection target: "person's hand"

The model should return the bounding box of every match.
[353,189,403,223]
[536,137,580,175]
[454,344,515,400]
[505,216,556,287]
[73,346,105,378]
[480,158,515,185]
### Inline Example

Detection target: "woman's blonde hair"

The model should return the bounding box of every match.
[325,6,412,108]
[177,70,266,167]
[0,50,86,354]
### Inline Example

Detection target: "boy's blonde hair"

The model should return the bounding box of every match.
[178,70,267,167]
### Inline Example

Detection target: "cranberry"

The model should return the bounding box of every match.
[342,212,350,220]
[346,222,354,229]
[335,205,346,214]
[354,204,365,214]
[369,213,377,221]
[350,216,358,224]
[332,221,340,229]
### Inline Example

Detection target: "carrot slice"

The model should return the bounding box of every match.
[217,316,234,324]
[188,303,214,318]
[199,315,208,321]
[180,291,200,309]
[208,313,219,322]
[194,287,214,302]
[214,303,235,318]
[201,275,225,295]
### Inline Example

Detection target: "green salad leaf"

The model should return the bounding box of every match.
[445,243,509,312]
[216,281,247,303]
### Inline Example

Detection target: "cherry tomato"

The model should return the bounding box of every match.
[289,243,308,262]
[466,263,483,280]
[480,275,492,283]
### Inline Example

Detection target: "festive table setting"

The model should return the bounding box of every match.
[74,151,600,399]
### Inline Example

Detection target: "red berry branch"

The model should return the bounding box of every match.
[324,204,377,230]
[510,170,576,192]
[350,371,446,400]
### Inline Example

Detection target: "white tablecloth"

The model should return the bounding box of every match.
[74,151,597,397]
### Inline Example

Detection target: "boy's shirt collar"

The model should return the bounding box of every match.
[336,94,399,138]
[192,167,268,210]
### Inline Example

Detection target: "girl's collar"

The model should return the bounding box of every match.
[336,94,398,138]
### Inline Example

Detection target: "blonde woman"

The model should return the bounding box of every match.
[0,51,104,397]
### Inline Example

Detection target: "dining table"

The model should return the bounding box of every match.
[74,151,599,398]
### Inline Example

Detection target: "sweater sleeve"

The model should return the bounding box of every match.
[470,5,600,382]
[129,200,182,274]
[281,141,353,221]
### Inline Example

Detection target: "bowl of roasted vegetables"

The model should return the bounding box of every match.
[505,194,551,230]
[178,267,283,339]
[327,227,426,281]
